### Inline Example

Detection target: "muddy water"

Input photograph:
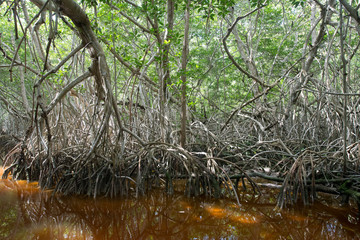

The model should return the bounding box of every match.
[0,169,359,239]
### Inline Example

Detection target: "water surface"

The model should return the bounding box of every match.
[0,168,359,239]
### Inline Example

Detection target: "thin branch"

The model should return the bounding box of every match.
[109,4,151,34]
[222,5,269,88]
[9,0,53,73]
[34,42,86,88]
[221,86,272,132]
[101,38,158,90]
[220,55,303,132]
[339,0,360,25]
[303,88,360,96]
[45,70,92,114]
[123,0,140,8]
[0,46,41,76]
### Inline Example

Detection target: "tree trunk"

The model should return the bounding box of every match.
[52,0,107,101]
[180,0,190,147]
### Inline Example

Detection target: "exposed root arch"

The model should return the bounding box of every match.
[1,140,250,201]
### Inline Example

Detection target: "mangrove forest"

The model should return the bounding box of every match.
[0,0,360,235]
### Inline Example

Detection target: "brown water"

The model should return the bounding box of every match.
[0,169,359,239]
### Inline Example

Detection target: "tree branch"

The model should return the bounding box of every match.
[34,42,86,88]
[339,0,360,25]
[45,71,92,114]
[222,5,269,88]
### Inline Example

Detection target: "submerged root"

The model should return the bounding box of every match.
[276,149,360,210]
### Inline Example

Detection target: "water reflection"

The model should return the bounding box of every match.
[0,174,359,239]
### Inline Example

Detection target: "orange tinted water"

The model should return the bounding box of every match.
[0,168,359,239]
